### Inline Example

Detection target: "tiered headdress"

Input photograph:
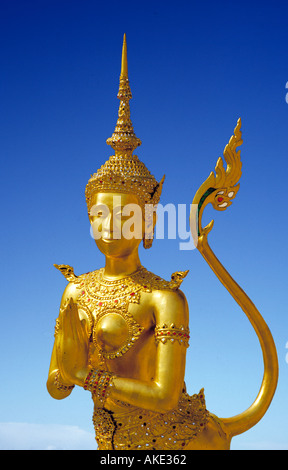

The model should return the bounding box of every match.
[85,34,165,214]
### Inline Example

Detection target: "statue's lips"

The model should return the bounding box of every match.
[101,237,116,243]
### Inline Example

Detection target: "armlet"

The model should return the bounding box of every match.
[155,323,190,347]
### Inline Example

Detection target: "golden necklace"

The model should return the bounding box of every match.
[79,267,153,363]
[55,264,189,365]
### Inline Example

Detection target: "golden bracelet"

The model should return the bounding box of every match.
[84,369,115,405]
[54,318,60,338]
[54,370,75,392]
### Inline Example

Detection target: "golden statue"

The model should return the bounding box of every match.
[47,35,278,450]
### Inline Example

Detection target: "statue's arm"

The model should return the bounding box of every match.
[46,341,73,400]
[46,282,80,400]
[109,289,189,413]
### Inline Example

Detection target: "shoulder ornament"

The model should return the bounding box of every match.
[54,264,78,282]
[169,270,189,290]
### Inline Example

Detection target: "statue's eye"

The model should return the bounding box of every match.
[91,210,105,219]
[90,204,109,219]
[114,210,132,221]
[114,211,123,220]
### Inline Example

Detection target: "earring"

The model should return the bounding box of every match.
[143,235,153,249]
[143,226,154,249]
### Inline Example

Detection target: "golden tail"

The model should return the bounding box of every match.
[197,235,278,437]
[190,119,278,438]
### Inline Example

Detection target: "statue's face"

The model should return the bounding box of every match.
[89,192,145,258]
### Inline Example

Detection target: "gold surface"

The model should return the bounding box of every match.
[47,34,278,450]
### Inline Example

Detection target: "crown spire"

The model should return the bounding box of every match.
[86,34,165,238]
[106,34,141,154]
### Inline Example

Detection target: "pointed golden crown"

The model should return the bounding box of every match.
[85,34,165,212]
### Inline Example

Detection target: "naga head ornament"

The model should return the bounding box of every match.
[85,34,165,217]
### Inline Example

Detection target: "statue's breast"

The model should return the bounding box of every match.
[92,305,144,360]
[93,312,130,352]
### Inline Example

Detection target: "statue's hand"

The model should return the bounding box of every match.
[56,298,89,387]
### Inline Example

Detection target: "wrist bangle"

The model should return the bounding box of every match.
[54,370,75,392]
[84,368,115,405]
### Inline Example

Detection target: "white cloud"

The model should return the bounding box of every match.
[0,422,97,450]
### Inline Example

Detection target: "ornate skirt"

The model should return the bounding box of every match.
[92,389,209,450]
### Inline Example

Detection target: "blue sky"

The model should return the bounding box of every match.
[1,0,288,450]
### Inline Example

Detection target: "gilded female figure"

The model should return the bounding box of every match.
[47,35,278,450]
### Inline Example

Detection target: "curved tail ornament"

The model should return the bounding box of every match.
[190,119,278,438]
